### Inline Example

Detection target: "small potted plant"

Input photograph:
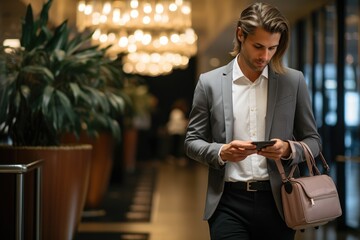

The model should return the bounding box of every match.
[0,0,127,239]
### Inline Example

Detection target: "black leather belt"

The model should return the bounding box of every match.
[225,180,271,192]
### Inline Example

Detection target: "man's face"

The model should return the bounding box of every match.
[238,27,281,74]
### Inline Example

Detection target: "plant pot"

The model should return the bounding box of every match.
[0,144,92,240]
[123,127,138,172]
[62,132,114,209]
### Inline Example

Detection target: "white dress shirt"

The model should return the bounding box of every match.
[224,57,269,182]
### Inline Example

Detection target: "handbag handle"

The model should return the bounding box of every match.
[299,142,330,174]
[275,141,329,183]
[290,136,330,174]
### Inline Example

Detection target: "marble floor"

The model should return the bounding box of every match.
[77,159,360,240]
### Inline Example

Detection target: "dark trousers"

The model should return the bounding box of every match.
[208,186,295,240]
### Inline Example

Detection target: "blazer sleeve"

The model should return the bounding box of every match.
[288,70,322,165]
[184,74,224,170]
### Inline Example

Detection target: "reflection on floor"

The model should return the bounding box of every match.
[81,167,156,223]
[74,165,156,240]
[76,159,360,240]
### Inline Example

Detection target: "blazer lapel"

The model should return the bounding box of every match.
[222,60,235,142]
[265,66,279,139]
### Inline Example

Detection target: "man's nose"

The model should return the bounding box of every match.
[259,49,270,60]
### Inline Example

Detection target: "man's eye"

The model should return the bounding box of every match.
[269,47,277,51]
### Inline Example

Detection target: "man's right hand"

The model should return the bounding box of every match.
[220,140,257,162]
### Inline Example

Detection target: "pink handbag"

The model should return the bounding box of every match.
[275,142,342,231]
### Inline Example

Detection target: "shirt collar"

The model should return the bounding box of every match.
[232,55,268,82]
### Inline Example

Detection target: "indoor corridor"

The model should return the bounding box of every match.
[76,159,360,240]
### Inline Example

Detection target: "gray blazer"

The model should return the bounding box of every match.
[184,59,321,220]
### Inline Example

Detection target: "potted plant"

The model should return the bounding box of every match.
[121,76,157,172]
[0,0,127,239]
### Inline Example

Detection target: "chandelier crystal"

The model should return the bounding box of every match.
[76,0,198,76]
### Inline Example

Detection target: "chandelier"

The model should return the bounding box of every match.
[76,0,198,76]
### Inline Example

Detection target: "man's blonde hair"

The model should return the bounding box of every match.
[230,2,290,73]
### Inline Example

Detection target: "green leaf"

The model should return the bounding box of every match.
[0,86,10,125]
[83,86,110,113]
[22,65,54,82]
[53,103,64,132]
[55,90,76,127]
[39,0,52,27]
[69,82,91,105]
[50,97,58,131]
[42,85,54,113]
[69,83,80,103]
[46,21,69,51]
[36,26,52,48]
[74,48,103,60]
[106,117,121,140]
[14,91,21,112]
[21,4,34,49]
[66,32,93,56]
[107,92,125,112]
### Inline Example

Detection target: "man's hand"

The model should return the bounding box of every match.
[257,138,290,160]
[220,140,257,162]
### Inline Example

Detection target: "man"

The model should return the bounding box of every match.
[184,2,321,240]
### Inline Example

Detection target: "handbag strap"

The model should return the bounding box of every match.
[274,141,329,182]
[299,142,330,175]
[292,136,330,174]
[316,152,330,174]
[275,158,288,182]
[299,142,318,176]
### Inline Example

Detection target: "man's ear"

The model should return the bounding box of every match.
[237,27,244,42]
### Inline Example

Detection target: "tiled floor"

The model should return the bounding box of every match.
[77,159,360,240]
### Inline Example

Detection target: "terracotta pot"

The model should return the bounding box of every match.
[62,132,114,209]
[0,145,92,240]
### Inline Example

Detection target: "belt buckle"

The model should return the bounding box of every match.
[246,180,257,192]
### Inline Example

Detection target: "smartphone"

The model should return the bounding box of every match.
[251,140,276,150]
